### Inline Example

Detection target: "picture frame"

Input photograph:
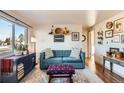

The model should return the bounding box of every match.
[105,30,113,38]
[110,48,119,53]
[71,32,79,41]
[54,35,64,42]
[114,17,124,34]
[97,30,103,44]
[112,35,120,43]
[121,34,124,44]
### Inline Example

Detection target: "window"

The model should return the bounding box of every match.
[0,16,28,55]
[0,18,13,54]
[15,24,28,48]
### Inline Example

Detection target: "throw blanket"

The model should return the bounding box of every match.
[1,59,13,74]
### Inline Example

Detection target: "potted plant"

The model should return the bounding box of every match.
[14,44,23,56]
[22,44,28,55]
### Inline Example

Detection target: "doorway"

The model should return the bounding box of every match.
[88,30,95,64]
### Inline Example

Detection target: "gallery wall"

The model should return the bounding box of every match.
[33,24,87,61]
[94,11,124,77]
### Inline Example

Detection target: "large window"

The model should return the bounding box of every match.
[0,17,28,54]
[0,18,13,54]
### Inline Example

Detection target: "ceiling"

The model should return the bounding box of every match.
[11,10,123,28]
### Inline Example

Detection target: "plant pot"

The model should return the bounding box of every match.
[23,51,27,55]
[14,50,23,56]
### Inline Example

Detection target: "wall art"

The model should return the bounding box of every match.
[97,30,103,44]
[114,17,124,34]
[113,35,120,43]
[54,35,64,42]
[105,30,113,38]
[121,34,124,44]
[71,32,79,41]
[106,21,113,29]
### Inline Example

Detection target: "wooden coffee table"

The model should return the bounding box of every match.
[47,64,75,83]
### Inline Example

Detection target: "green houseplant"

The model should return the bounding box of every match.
[14,44,24,55]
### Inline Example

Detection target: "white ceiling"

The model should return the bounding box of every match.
[12,10,123,28]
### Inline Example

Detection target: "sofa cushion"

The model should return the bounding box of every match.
[53,50,63,57]
[70,48,80,59]
[63,57,81,63]
[44,48,53,59]
[63,50,71,57]
[44,57,62,64]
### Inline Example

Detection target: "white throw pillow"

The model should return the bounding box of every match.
[70,48,80,59]
[44,48,53,59]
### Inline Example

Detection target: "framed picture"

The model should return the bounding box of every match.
[114,17,124,34]
[71,32,79,41]
[110,48,119,53]
[121,34,124,44]
[112,35,120,43]
[54,35,64,42]
[105,30,113,38]
[97,30,103,44]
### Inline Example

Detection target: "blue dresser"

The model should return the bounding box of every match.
[0,53,36,83]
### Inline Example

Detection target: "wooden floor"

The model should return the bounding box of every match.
[86,57,124,83]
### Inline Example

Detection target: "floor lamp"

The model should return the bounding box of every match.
[31,37,36,53]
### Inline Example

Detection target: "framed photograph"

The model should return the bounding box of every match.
[121,34,124,44]
[105,30,113,38]
[112,35,120,43]
[110,48,119,53]
[54,35,64,42]
[71,32,79,41]
[114,17,124,34]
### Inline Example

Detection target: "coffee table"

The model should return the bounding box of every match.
[47,64,75,83]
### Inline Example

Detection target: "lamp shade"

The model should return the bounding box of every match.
[31,37,36,42]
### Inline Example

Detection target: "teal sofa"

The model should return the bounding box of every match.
[40,50,85,70]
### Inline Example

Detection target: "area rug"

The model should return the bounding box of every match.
[21,66,104,83]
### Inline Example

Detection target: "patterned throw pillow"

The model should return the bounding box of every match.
[70,48,80,59]
[44,48,53,59]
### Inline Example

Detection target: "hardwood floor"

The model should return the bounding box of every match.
[86,57,124,83]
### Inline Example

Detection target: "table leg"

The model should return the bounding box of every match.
[48,75,52,83]
[110,62,113,72]
[70,74,73,83]
[103,58,105,72]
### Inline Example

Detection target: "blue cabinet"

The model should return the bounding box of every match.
[1,53,36,83]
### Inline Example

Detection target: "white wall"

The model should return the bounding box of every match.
[34,24,87,61]
[94,12,124,77]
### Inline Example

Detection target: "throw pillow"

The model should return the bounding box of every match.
[44,48,53,59]
[70,48,80,59]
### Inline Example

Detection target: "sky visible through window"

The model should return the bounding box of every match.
[0,19,25,40]
[0,19,12,41]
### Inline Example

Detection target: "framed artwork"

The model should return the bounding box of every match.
[106,21,113,29]
[54,35,64,42]
[110,48,119,53]
[71,32,79,41]
[114,17,124,34]
[97,30,103,44]
[112,35,120,43]
[105,30,113,38]
[121,34,124,44]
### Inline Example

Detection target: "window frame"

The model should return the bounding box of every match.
[0,16,28,56]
